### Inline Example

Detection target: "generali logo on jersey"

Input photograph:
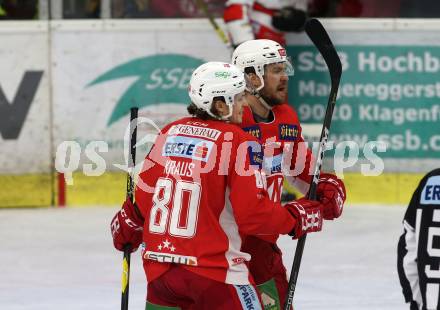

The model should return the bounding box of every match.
[168,124,221,141]
[162,135,214,162]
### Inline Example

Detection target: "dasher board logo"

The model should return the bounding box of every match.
[87,54,204,126]
[0,71,43,140]
[168,124,221,141]
[421,175,440,205]
[162,135,214,162]
[243,125,262,140]
[278,124,298,141]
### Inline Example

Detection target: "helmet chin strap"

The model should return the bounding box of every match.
[249,74,273,111]
[253,90,273,111]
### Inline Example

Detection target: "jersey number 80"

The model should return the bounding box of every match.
[149,177,201,238]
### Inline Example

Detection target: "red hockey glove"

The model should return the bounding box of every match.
[110,198,144,252]
[316,173,346,220]
[285,197,323,239]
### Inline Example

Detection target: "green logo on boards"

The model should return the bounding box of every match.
[87,54,204,126]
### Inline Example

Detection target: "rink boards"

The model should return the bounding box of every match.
[0,19,439,207]
[0,172,423,207]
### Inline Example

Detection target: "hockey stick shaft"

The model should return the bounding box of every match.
[194,0,232,51]
[121,107,138,310]
[284,19,342,310]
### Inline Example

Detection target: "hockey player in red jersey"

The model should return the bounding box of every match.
[231,39,346,309]
[223,0,309,47]
[110,61,327,309]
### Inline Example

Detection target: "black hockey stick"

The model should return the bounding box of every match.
[121,107,138,310]
[284,19,342,310]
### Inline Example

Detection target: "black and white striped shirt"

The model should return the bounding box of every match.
[398,168,440,310]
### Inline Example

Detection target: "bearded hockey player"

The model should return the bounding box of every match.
[223,0,309,47]
[232,39,346,309]
[110,61,326,309]
[398,168,440,310]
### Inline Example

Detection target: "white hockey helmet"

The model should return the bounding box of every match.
[188,62,246,120]
[232,39,294,91]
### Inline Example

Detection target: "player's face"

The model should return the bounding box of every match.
[260,62,289,105]
[229,91,248,124]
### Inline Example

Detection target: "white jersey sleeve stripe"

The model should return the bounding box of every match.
[402,217,423,308]
[219,187,251,285]
[426,283,439,309]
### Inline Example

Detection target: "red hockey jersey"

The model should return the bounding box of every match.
[240,103,314,203]
[135,117,296,285]
[239,104,314,244]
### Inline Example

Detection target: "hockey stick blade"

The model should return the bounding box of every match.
[305,19,342,86]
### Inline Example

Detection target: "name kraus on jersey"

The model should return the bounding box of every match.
[398,170,440,310]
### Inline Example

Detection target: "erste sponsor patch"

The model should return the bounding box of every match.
[162,136,214,162]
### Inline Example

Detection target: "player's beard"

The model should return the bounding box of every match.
[259,86,288,106]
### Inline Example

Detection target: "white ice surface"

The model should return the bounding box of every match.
[0,205,407,310]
